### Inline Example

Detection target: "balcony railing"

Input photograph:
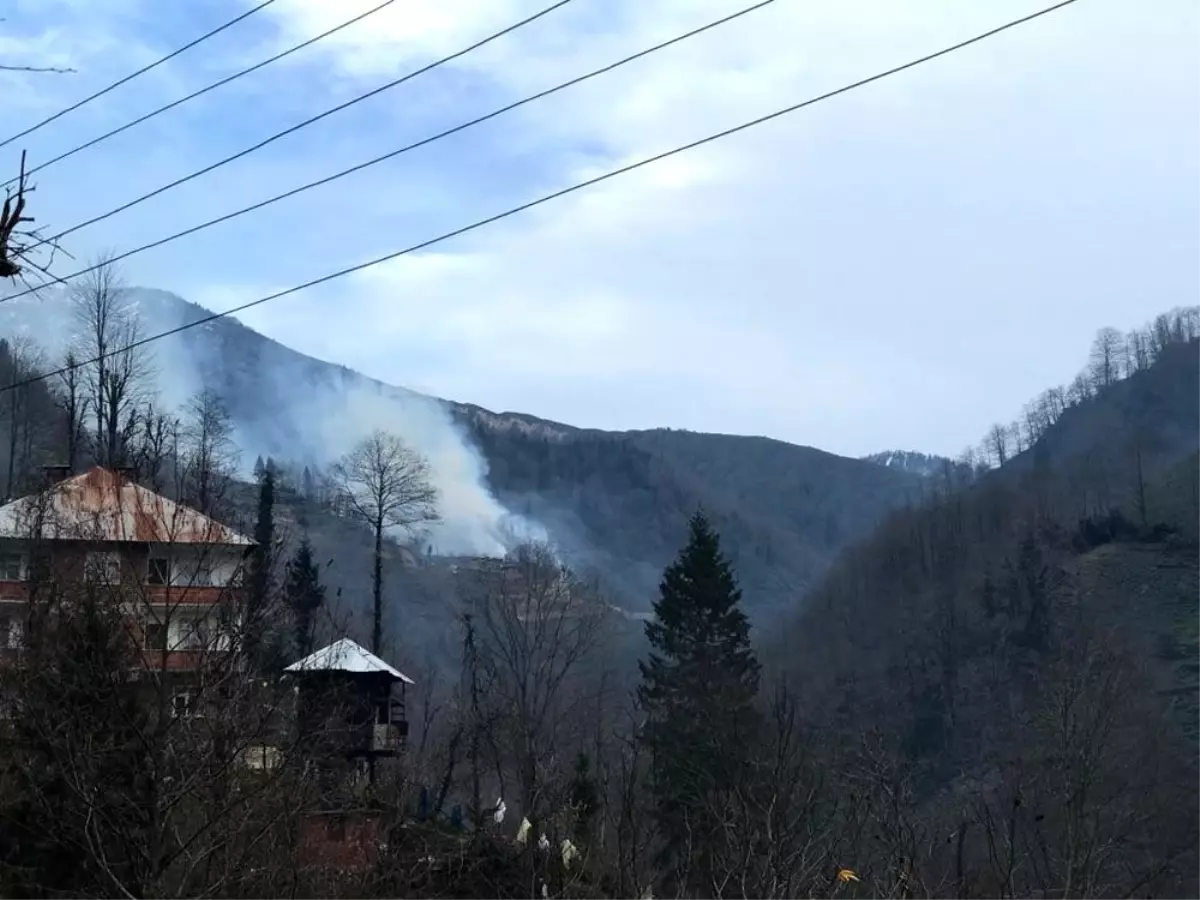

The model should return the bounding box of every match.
[371,722,408,753]
[0,579,229,605]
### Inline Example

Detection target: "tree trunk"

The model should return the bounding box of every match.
[6,389,18,498]
[66,411,77,472]
[107,394,120,466]
[1134,443,1147,531]
[372,517,383,656]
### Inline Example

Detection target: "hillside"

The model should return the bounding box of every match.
[773,339,1200,896]
[458,417,923,615]
[0,286,921,617]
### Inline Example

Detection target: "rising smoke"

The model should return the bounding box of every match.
[255,366,550,556]
[0,285,550,557]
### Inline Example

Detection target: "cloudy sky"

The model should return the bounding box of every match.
[0,0,1196,458]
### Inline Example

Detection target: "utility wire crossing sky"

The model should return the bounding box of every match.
[0,0,279,150]
[0,0,777,305]
[2,0,1083,400]
[0,0,400,191]
[31,0,578,250]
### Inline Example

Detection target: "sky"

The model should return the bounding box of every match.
[0,0,1196,459]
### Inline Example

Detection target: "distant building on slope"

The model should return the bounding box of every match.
[0,465,254,673]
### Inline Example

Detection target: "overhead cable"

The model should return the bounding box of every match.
[0,0,777,303]
[0,0,279,150]
[0,0,400,191]
[1,0,1081,394]
[33,0,577,249]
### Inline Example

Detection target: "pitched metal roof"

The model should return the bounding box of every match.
[0,467,253,545]
[284,638,414,684]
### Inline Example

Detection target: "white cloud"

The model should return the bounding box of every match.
[223,0,1199,455]
[5,0,1196,460]
[254,0,535,77]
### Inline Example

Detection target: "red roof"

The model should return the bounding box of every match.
[0,467,253,546]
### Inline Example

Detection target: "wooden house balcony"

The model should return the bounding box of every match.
[0,581,27,602]
[139,649,207,671]
[0,579,232,607]
[370,720,409,755]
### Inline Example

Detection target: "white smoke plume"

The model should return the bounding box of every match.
[0,285,549,557]
[271,373,549,556]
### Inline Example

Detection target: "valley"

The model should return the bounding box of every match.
[0,285,1195,898]
[0,286,928,619]
[0,1,1194,893]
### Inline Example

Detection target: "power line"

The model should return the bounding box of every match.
[1,0,400,192]
[34,0,576,250]
[0,0,278,151]
[0,0,778,304]
[3,0,1080,396]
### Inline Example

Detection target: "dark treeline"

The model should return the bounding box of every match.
[960,305,1199,474]
[461,415,922,617]
[769,319,1199,896]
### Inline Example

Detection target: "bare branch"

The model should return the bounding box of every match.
[0,63,76,73]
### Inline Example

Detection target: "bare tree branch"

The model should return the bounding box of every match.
[0,63,75,73]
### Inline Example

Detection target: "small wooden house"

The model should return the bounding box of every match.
[284,638,412,777]
[285,639,413,873]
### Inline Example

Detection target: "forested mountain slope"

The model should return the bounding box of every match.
[457,415,923,615]
[0,286,922,616]
[772,337,1200,897]
[862,449,959,478]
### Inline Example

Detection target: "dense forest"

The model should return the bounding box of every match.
[456,416,925,617]
[0,264,1195,898]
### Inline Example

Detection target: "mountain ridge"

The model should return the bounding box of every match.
[863,448,959,478]
[0,285,924,614]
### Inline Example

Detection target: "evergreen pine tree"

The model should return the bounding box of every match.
[637,510,761,894]
[252,455,266,481]
[283,535,325,659]
[244,467,275,668]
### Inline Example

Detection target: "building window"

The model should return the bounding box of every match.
[143,621,168,652]
[182,559,215,587]
[0,616,20,649]
[85,552,122,585]
[180,617,213,650]
[147,557,170,586]
[196,562,214,587]
[0,553,23,581]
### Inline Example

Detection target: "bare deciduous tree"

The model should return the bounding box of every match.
[332,429,439,655]
[0,336,44,498]
[129,402,179,493]
[465,542,611,823]
[70,257,153,467]
[53,347,89,473]
[961,631,1197,898]
[984,422,1010,468]
[0,149,67,291]
[1124,328,1150,375]
[1088,326,1125,390]
[180,388,238,518]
